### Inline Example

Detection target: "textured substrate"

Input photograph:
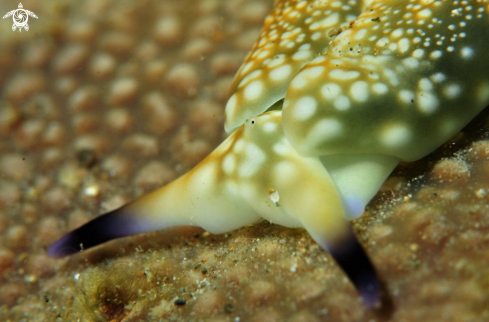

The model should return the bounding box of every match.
[0,0,488,321]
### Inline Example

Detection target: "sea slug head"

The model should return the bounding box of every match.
[223,0,489,307]
[225,0,489,219]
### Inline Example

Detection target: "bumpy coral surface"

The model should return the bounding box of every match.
[0,0,488,321]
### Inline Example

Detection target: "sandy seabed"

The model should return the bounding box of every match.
[0,0,488,321]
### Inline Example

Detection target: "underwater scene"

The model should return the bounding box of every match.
[0,0,488,321]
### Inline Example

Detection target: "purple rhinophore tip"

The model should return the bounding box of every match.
[47,208,152,258]
[329,233,381,308]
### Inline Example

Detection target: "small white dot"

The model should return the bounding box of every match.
[460,47,474,59]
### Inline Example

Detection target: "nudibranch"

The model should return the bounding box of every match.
[48,0,489,309]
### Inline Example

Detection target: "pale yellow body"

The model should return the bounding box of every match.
[123,111,351,250]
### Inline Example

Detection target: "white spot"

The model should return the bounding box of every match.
[244,80,263,100]
[391,28,404,39]
[309,13,340,30]
[263,122,278,133]
[305,66,325,78]
[334,95,351,111]
[418,78,433,91]
[329,69,360,80]
[225,94,237,117]
[350,81,369,102]
[417,92,439,113]
[430,73,446,83]
[310,56,327,64]
[354,28,368,40]
[460,47,474,59]
[279,39,290,48]
[307,119,343,144]
[257,50,271,60]
[222,154,236,174]
[398,38,410,52]
[292,50,312,60]
[321,83,342,100]
[383,68,400,86]
[398,89,414,104]
[267,55,286,68]
[269,64,292,81]
[417,8,432,18]
[233,139,245,153]
[273,141,289,156]
[239,69,263,87]
[293,96,318,120]
[443,84,462,99]
[240,61,254,75]
[381,125,411,148]
[429,50,442,60]
[238,143,266,177]
[372,83,389,95]
[290,73,307,89]
[412,48,424,58]
[311,32,321,40]
[403,57,419,69]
